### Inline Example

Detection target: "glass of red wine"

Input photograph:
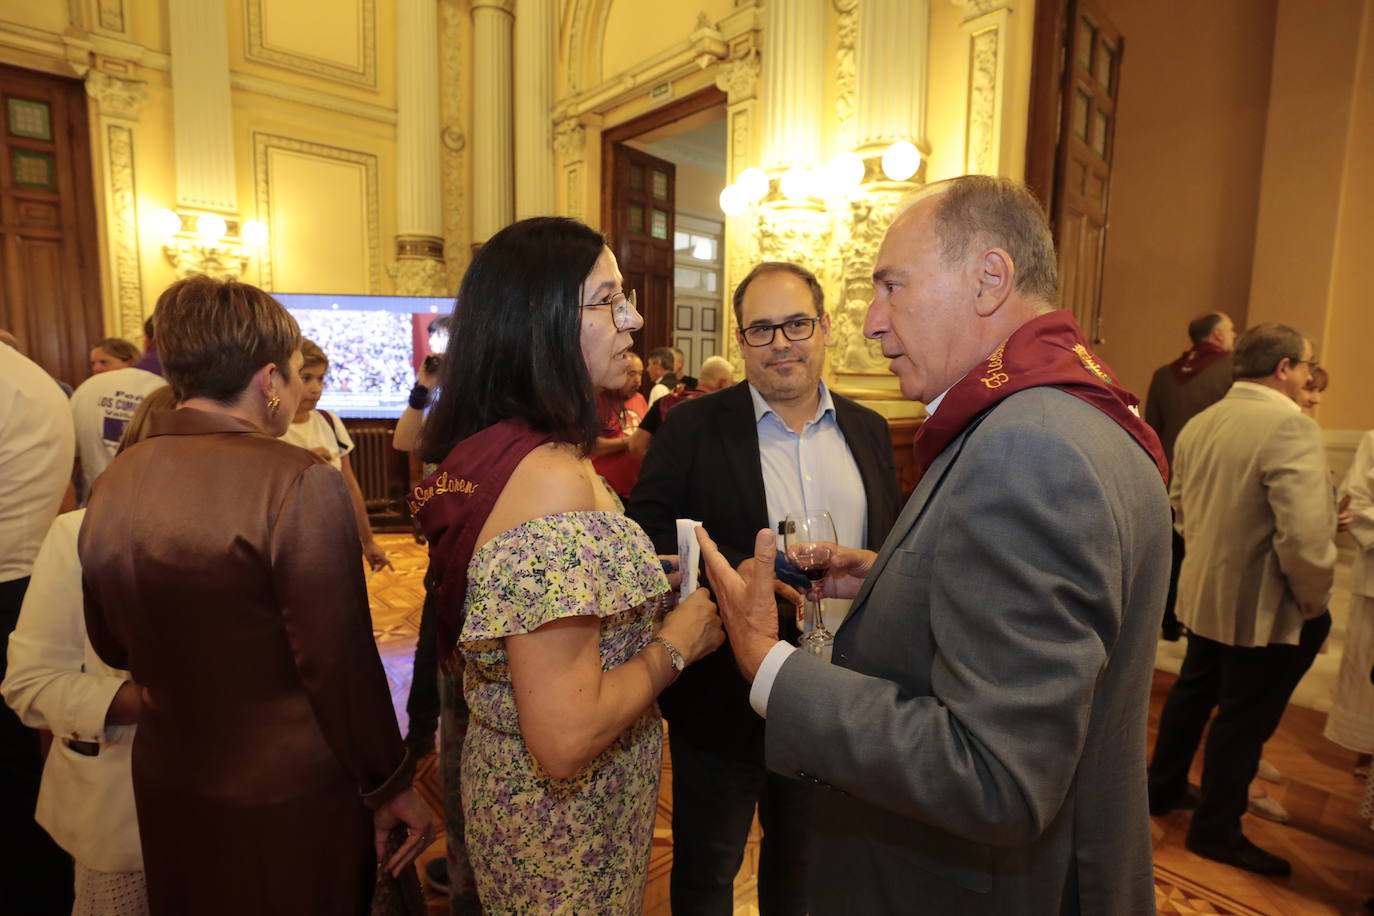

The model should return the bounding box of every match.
[781,509,837,656]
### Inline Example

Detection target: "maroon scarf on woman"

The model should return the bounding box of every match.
[410,420,553,667]
[1167,340,1229,384]
[912,310,1168,484]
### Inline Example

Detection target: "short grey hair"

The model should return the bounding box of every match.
[918,175,1059,304]
[1232,323,1307,379]
[698,355,734,386]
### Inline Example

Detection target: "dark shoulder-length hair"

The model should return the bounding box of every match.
[420,217,606,464]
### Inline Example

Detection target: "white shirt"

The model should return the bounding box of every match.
[69,366,164,502]
[1,509,142,872]
[279,410,354,470]
[0,346,75,583]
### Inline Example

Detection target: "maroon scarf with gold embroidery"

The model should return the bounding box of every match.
[411,419,553,666]
[1167,340,1229,384]
[912,310,1168,483]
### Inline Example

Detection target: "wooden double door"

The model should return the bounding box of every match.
[0,63,103,387]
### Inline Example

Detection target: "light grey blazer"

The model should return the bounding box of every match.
[1171,382,1336,647]
[765,388,1170,916]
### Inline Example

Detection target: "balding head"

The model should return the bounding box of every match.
[866,176,1058,403]
[697,355,735,392]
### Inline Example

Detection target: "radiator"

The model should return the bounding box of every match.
[349,424,395,511]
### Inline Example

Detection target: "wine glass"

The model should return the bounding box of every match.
[781,509,837,656]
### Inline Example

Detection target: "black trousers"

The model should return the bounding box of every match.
[403,579,441,759]
[667,728,810,916]
[1162,530,1185,632]
[1147,612,1331,843]
[0,577,74,915]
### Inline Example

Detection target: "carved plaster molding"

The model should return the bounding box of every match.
[961,9,1009,176]
[244,0,379,89]
[834,0,858,147]
[85,70,147,121]
[104,124,144,339]
[950,0,1009,17]
[439,0,470,290]
[97,0,126,34]
[388,236,449,296]
[713,50,760,104]
[252,132,382,292]
[834,190,906,374]
[553,118,587,163]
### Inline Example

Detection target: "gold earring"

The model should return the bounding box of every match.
[267,396,281,413]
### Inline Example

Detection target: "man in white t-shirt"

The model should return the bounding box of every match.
[0,344,77,909]
[69,313,166,502]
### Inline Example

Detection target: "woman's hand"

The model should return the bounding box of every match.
[657,587,723,665]
[363,540,393,573]
[372,787,435,877]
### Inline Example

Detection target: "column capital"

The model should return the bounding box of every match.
[714,51,760,104]
[85,70,148,120]
[553,118,586,161]
[471,0,514,14]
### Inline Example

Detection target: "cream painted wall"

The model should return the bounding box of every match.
[1316,0,1374,432]
[602,0,735,79]
[1095,0,1277,402]
[673,160,726,220]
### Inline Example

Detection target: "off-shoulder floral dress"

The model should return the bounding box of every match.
[458,511,673,914]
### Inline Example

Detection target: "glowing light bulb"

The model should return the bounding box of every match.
[149,208,182,238]
[828,152,866,194]
[881,141,921,182]
[718,183,748,217]
[779,166,814,203]
[241,220,269,247]
[736,167,769,203]
[196,213,227,242]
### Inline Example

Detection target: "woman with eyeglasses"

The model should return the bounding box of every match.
[415,217,723,914]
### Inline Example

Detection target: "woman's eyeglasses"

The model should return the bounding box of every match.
[582,289,638,330]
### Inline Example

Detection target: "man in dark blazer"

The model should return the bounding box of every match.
[698,177,1170,915]
[627,261,899,916]
[1144,311,1236,640]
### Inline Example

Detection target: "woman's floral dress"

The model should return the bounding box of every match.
[458,511,673,914]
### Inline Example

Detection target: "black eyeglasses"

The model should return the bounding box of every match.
[740,317,820,347]
[582,289,638,330]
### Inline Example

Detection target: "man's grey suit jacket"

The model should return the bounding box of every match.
[765,388,1171,915]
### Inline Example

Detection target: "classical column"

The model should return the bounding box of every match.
[514,0,556,218]
[167,0,236,212]
[394,0,446,294]
[760,0,824,171]
[855,0,930,150]
[471,0,515,242]
[85,70,149,340]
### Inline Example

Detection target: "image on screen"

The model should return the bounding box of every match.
[274,293,453,419]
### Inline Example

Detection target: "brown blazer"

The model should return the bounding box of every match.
[81,408,409,915]
[1143,354,1233,465]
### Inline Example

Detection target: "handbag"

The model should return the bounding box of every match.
[370,825,426,916]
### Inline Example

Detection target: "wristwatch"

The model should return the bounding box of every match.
[652,636,685,673]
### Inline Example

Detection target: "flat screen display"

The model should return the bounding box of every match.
[275,293,453,419]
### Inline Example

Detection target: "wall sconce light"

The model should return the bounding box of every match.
[880,141,921,182]
[718,140,924,216]
[151,207,268,280]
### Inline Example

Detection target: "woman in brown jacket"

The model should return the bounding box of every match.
[79,276,433,914]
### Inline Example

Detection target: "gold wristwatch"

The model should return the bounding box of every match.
[652,636,685,673]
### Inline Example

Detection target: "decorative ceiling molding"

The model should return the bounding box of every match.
[243,0,379,90]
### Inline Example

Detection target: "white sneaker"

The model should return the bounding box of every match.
[1257,759,1283,783]
[1248,794,1289,823]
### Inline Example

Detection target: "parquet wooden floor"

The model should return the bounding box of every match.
[366,533,1374,915]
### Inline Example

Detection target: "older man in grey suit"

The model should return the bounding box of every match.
[697,176,1171,915]
[1147,323,1336,878]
